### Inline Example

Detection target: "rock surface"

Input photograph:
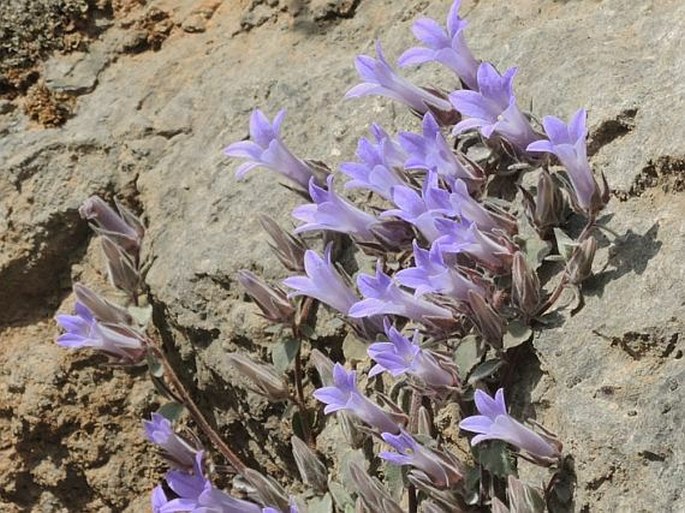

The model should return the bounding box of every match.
[1,0,683,511]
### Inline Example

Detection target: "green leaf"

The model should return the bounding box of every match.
[342,332,368,362]
[382,460,405,500]
[503,320,533,350]
[307,493,333,513]
[553,228,576,261]
[475,441,516,478]
[146,352,164,378]
[328,481,355,511]
[128,304,153,328]
[467,358,505,385]
[157,401,185,422]
[453,335,481,378]
[271,337,300,374]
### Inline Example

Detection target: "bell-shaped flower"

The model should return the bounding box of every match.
[396,241,483,301]
[283,246,359,315]
[447,178,516,234]
[155,452,263,513]
[292,175,378,240]
[459,389,562,466]
[382,171,454,243]
[313,363,400,434]
[368,321,458,389]
[449,63,539,152]
[143,413,199,470]
[349,262,453,321]
[55,302,145,364]
[399,112,482,183]
[398,0,480,90]
[340,124,407,200]
[379,429,463,488]
[526,108,606,215]
[346,40,453,114]
[436,220,515,273]
[224,109,315,191]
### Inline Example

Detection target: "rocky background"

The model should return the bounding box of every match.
[1,0,684,511]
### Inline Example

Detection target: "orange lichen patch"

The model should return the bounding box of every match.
[22,83,75,127]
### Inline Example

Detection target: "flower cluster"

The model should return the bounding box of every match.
[52,1,613,512]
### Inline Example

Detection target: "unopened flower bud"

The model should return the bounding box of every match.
[73,283,133,325]
[243,468,290,513]
[237,270,295,324]
[227,354,290,402]
[346,460,403,513]
[291,436,328,492]
[535,170,565,229]
[101,237,141,295]
[566,237,597,284]
[259,215,306,272]
[80,196,144,255]
[511,252,541,318]
[467,290,503,349]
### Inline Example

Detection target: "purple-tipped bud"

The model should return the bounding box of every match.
[467,290,503,349]
[313,363,401,434]
[511,252,541,319]
[566,237,597,284]
[291,436,328,493]
[143,413,199,470]
[73,283,132,325]
[227,353,290,402]
[224,109,316,192]
[346,40,453,114]
[237,270,295,324]
[79,196,143,255]
[459,388,562,466]
[100,237,141,295]
[521,170,565,233]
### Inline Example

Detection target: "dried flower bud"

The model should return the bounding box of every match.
[260,215,306,272]
[101,237,141,295]
[467,290,503,349]
[227,354,290,402]
[346,461,403,513]
[417,406,433,438]
[535,170,565,229]
[73,283,133,325]
[511,252,541,318]
[566,237,597,284]
[491,498,510,513]
[310,348,335,386]
[243,468,290,512]
[237,270,295,324]
[291,436,328,492]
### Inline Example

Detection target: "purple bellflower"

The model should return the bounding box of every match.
[459,389,562,466]
[346,40,453,114]
[154,452,262,513]
[368,321,458,389]
[224,109,315,192]
[143,413,199,470]
[396,240,483,301]
[340,124,407,200]
[526,108,606,215]
[379,429,462,488]
[313,363,400,434]
[398,0,480,90]
[292,175,378,240]
[382,172,454,243]
[449,63,540,152]
[349,262,453,321]
[283,246,359,315]
[399,112,482,183]
[55,302,145,364]
[436,220,515,273]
